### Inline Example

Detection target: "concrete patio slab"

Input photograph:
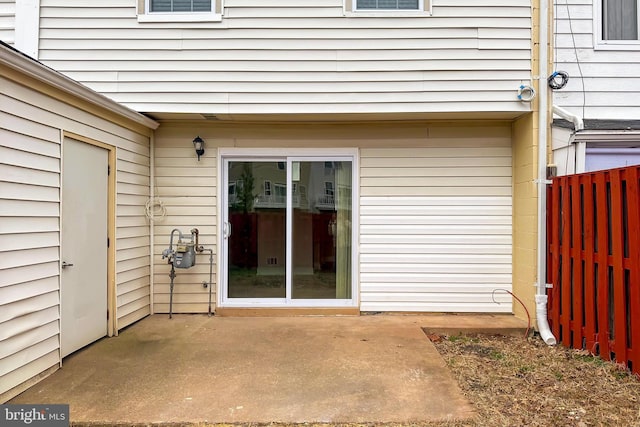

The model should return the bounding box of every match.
[9,314,523,425]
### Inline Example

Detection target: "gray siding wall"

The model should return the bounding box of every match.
[554,0,640,120]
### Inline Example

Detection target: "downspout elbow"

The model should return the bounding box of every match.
[552,105,584,131]
[535,295,557,345]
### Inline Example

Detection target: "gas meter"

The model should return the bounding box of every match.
[174,241,196,268]
[162,228,198,269]
[162,228,200,319]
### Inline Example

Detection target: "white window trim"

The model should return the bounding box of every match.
[138,0,222,23]
[594,0,640,50]
[343,0,431,17]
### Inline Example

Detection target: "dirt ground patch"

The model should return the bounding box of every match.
[425,332,640,426]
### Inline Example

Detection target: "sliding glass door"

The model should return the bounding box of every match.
[222,155,354,306]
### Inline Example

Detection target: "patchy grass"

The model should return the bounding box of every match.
[428,333,640,427]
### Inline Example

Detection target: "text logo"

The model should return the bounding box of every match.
[1,405,69,426]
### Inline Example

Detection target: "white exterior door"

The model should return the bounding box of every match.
[61,137,108,357]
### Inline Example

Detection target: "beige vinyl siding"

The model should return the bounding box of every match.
[115,147,152,328]
[0,0,15,45]
[554,0,640,120]
[152,133,217,314]
[37,0,532,115]
[0,98,60,399]
[359,129,513,312]
[0,70,152,400]
[152,122,512,314]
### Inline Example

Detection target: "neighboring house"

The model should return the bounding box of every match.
[552,0,640,174]
[2,0,553,400]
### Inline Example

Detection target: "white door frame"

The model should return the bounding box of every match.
[60,132,117,346]
[217,148,360,308]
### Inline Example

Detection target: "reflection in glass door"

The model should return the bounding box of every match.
[223,157,353,304]
[226,161,286,298]
[291,161,352,300]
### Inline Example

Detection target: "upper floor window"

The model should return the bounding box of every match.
[345,0,430,15]
[150,0,212,12]
[356,0,419,10]
[139,0,221,22]
[597,0,640,48]
[602,0,638,40]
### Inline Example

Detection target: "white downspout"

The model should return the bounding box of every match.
[536,0,557,345]
[552,105,584,131]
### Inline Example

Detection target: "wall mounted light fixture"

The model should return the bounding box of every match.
[193,136,205,161]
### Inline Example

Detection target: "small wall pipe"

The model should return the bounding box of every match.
[553,105,584,132]
[202,248,215,317]
[193,244,215,316]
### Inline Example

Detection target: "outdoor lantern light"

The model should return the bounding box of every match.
[193,136,205,161]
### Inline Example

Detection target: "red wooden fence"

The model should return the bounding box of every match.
[547,166,640,376]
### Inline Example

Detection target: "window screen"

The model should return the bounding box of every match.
[151,0,212,12]
[603,0,638,40]
[356,0,419,10]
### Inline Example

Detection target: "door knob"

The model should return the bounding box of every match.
[62,261,74,269]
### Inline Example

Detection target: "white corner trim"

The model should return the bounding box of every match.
[14,0,40,59]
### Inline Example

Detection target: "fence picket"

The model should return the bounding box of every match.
[571,179,584,348]
[549,182,562,339]
[561,176,572,346]
[583,174,597,353]
[626,167,640,372]
[610,170,627,363]
[594,172,611,360]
